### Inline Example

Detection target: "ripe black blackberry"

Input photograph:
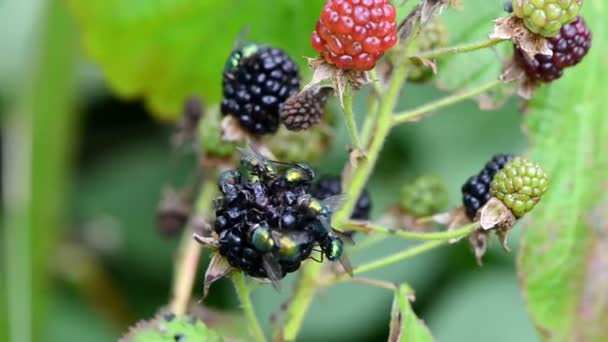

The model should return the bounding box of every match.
[462,154,514,220]
[221,44,301,135]
[310,176,371,221]
[514,16,592,83]
[214,171,315,279]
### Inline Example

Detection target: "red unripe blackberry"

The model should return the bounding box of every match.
[514,16,592,83]
[310,175,371,220]
[221,45,300,135]
[462,154,514,220]
[311,0,398,71]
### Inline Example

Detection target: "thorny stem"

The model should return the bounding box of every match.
[411,37,507,61]
[169,178,217,315]
[233,272,267,342]
[342,85,362,150]
[342,221,479,242]
[392,78,504,126]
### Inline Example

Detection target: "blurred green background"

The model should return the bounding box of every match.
[1,0,542,341]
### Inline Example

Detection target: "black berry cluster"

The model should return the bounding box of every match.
[310,176,371,221]
[214,156,341,280]
[514,16,592,83]
[461,154,514,220]
[221,44,301,135]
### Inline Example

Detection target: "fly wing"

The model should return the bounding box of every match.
[232,25,251,50]
[338,252,354,277]
[321,194,350,213]
[261,255,283,292]
[237,144,267,167]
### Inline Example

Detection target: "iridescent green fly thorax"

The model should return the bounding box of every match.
[326,238,343,261]
[250,223,274,252]
[284,162,316,184]
[223,42,260,73]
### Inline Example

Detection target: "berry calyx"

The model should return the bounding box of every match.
[514,16,592,83]
[490,157,549,218]
[512,0,583,37]
[462,154,514,220]
[221,44,300,135]
[400,176,448,218]
[311,0,398,71]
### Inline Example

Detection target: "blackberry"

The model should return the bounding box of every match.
[514,16,592,83]
[280,86,332,131]
[408,19,448,82]
[462,154,514,220]
[512,0,582,37]
[400,176,448,218]
[311,0,398,71]
[490,157,549,218]
[221,44,300,135]
[310,176,371,220]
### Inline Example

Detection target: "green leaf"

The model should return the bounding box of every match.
[388,284,434,342]
[518,1,608,340]
[65,0,325,120]
[436,3,509,91]
[121,314,223,342]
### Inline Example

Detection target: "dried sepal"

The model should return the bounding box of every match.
[469,230,490,266]
[433,207,475,243]
[349,148,367,168]
[220,115,248,142]
[479,197,516,231]
[491,15,551,58]
[202,252,233,299]
[501,57,540,100]
[304,57,370,109]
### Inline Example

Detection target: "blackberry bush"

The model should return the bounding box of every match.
[221,44,301,135]
[310,175,371,220]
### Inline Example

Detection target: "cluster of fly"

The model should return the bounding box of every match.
[213,145,352,290]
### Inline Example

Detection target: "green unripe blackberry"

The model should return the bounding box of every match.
[490,157,549,218]
[400,176,448,217]
[512,0,582,37]
[409,19,448,82]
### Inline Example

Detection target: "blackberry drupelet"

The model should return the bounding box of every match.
[514,16,592,83]
[462,154,514,220]
[221,45,301,135]
[310,175,371,220]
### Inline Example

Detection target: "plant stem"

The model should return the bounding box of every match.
[392,78,503,126]
[169,178,217,315]
[341,85,362,150]
[333,65,409,225]
[342,221,478,242]
[280,261,323,341]
[232,272,267,342]
[349,277,397,291]
[353,240,447,275]
[411,37,506,61]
